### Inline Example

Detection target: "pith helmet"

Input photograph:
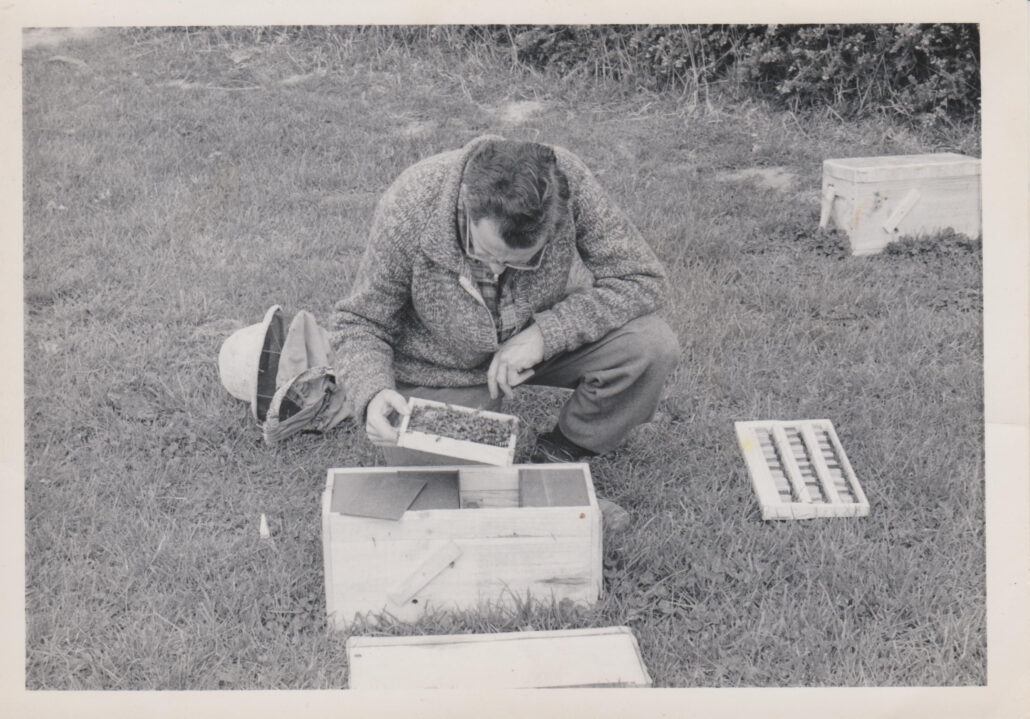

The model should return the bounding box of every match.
[218,305,285,421]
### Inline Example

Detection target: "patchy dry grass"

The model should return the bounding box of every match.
[23,27,983,688]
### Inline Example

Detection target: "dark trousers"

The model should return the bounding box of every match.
[383,314,679,464]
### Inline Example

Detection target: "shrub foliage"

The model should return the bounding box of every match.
[471,24,979,125]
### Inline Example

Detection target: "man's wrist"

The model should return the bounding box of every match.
[531,311,565,360]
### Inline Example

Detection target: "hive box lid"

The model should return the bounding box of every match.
[346,626,652,689]
[824,153,981,184]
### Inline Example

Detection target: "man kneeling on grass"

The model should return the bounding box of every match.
[330,135,679,530]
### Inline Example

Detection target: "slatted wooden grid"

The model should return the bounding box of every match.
[735,419,869,520]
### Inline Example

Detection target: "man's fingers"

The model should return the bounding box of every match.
[387,392,410,416]
[487,355,500,400]
[367,416,398,444]
[511,368,535,388]
[506,364,524,391]
[365,389,408,445]
[495,366,512,398]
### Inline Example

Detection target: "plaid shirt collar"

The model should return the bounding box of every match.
[456,185,521,342]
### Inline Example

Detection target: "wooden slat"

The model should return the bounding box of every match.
[820,421,870,513]
[735,424,787,518]
[387,541,462,606]
[322,482,338,628]
[346,627,651,689]
[799,424,842,504]
[772,424,813,503]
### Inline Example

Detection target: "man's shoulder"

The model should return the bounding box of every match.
[551,143,590,173]
[389,135,504,189]
[387,147,460,193]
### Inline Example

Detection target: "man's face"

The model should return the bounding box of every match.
[466,214,548,275]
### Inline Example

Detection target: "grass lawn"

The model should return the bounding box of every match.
[23,27,984,688]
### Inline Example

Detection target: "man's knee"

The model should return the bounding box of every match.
[618,315,680,373]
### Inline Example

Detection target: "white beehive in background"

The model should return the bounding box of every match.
[820,153,981,256]
[735,419,869,520]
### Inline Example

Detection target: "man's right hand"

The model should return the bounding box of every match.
[365,388,409,445]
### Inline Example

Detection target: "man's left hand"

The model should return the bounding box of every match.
[488,324,544,399]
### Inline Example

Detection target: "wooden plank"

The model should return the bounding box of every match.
[321,482,340,629]
[346,627,651,689]
[387,541,462,606]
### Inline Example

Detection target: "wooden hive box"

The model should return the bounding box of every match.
[820,153,981,256]
[322,462,602,629]
[395,397,519,466]
[346,627,652,689]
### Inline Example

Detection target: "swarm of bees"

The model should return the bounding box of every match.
[406,405,516,447]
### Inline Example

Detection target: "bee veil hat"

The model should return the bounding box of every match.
[218,305,352,440]
[218,304,285,421]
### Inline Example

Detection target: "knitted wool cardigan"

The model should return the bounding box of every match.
[330,135,669,420]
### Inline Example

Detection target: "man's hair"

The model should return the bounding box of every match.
[463,140,570,249]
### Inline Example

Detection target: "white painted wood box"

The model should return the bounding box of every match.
[322,462,602,629]
[820,153,981,256]
[346,627,652,689]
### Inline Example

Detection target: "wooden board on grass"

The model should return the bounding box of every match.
[346,626,652,689]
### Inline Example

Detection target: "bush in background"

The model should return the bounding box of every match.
[476,24,980,126]
[735,24,980,124]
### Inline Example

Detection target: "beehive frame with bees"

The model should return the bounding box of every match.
[395,397,519,466]
[735,419,869,520]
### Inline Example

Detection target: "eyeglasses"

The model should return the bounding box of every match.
[464,209,548,272]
